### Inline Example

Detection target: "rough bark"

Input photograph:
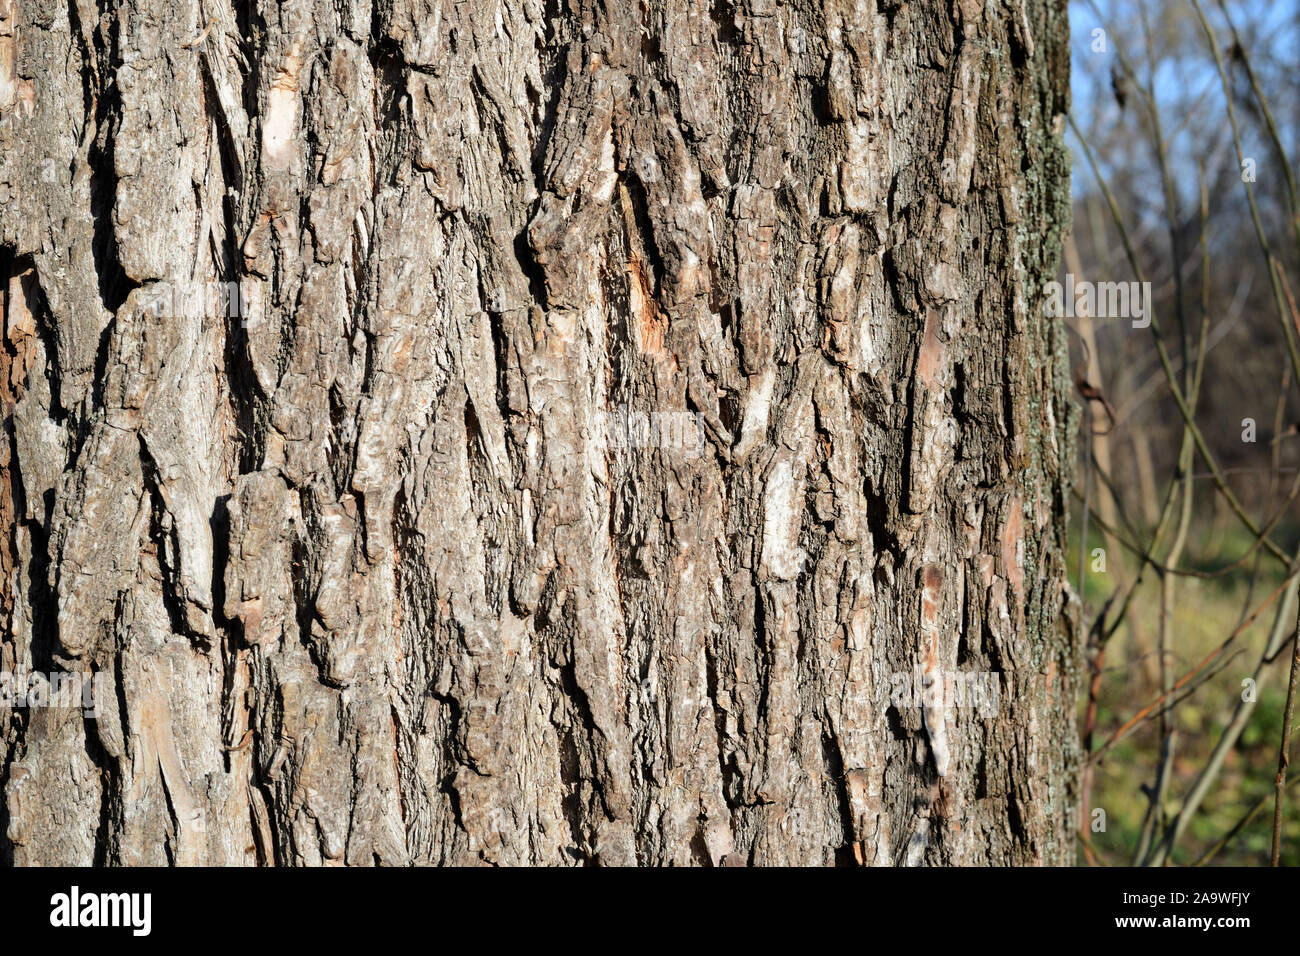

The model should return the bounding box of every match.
[1,0,1076,866]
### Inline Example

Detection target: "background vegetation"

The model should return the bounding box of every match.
[1067,0,1300,865]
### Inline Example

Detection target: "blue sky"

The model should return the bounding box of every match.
[1068,0,1298,201]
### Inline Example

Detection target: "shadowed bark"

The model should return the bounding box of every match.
[1,0,1077,865]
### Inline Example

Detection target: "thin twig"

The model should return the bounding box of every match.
[1272,592,1300,865]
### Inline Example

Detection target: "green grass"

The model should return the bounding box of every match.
[1070,517,1300,866]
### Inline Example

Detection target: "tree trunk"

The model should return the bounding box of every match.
[1,0,1076,866]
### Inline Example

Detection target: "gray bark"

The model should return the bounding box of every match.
[1,0,1077,865]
